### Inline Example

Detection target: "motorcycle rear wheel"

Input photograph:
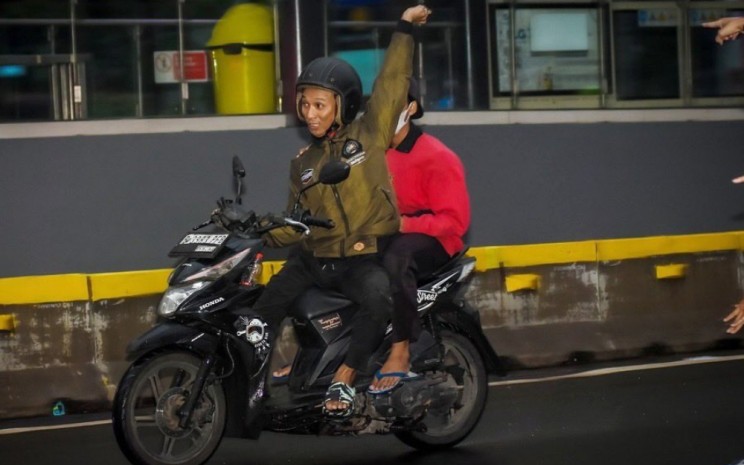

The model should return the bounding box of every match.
[395,330,487,450]
[112,351,227,465]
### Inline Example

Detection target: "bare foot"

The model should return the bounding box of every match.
[272,365,291,379]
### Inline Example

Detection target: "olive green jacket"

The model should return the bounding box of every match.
[266,25,413,257]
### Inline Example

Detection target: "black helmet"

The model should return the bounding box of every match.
[296,57,362,125]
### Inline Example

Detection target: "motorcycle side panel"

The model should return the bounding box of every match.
[291,287,356,346]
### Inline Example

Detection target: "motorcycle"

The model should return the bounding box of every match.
[112,156,503,465]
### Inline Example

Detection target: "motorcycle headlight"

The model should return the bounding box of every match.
[182,248,251,283]
[158,281,208,317]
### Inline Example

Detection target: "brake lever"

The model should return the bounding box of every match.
[283,217,311,236]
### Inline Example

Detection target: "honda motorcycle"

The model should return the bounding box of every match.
[112,156,503,465]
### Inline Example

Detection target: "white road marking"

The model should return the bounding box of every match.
[488,353,744,387]
[3,354,744,435]
[0,419,111,435]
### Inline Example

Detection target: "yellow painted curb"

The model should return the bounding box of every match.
[655,264,689,280]
[0,274,89,305]
[0,313,16,331]
[2,231,744,305]
[88,269,172,301]
[597,232,740,261]
[505,274,541,292]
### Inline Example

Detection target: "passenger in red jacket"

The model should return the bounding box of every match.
[369,78,471,394]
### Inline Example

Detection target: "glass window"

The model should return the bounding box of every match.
[488,2,602,109]
[611,6,680,101]
[0,0,246,122]
[690,8,744,98]
[326,0,475,112]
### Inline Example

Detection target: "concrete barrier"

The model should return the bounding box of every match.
[2,233,743,420]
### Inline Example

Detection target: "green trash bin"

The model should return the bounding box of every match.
[207,4,276,114]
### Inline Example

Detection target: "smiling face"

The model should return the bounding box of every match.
[299,87,338,138]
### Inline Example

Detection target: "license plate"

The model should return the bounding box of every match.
[168,233,229,258]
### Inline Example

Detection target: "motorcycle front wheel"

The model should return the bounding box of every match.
[112,351,227,465]
[395,330,488,450]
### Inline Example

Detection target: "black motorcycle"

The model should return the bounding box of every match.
[112,156,502,465]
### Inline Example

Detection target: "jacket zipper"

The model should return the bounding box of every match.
[330,140,351,256]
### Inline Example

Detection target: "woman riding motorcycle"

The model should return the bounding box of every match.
[247,5,432,418]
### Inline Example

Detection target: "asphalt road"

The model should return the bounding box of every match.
[3,354,744,465]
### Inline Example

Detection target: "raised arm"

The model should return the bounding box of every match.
[360,5,431,146]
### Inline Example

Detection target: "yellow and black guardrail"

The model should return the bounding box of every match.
[1,231,743,308]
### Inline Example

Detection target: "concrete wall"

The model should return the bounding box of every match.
[2,116,744,277]
[2,246,741,419]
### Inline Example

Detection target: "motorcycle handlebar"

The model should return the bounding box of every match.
[203,208,335,237]
[301,215,335,229]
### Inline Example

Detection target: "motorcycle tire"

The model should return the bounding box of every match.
[112,351,227,465]
[395,330,488,450]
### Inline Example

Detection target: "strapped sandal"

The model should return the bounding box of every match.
[322,381,356,419]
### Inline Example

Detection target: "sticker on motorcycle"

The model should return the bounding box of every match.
[318,313,342,332]
[236,317,266,344]
[417,290,438,304]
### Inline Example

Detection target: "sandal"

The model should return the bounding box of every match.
[368,371,420,395]
[322,381,356,418]
[271,365,291,385]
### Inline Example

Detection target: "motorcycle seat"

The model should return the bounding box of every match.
[290,286,353,321]
[416,246,470,285]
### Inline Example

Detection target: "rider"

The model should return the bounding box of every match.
[249,5,432,418]
[370,77,471,394]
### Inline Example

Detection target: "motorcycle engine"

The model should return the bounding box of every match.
[370,374,457,420]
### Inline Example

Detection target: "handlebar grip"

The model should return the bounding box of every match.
[303,216,335,229]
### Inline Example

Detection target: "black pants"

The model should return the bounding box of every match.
[250,247,392,372]
[381,233,450,343]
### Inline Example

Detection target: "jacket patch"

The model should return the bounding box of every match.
[301,169,314,185]
[342,138,367,166]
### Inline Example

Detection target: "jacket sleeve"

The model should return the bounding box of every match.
[400,152,471,238]
[263,164,304,248]
[360,20,414,148]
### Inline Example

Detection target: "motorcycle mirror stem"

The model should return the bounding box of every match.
[290,160,351,215]
[232,155,246,205]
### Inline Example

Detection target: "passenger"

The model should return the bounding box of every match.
[369,77,471,394]
[252,5,432,418]
[724,302,744,334]
[703,18,744,333]
[703,17,744,44]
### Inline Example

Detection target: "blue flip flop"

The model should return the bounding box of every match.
[368,370,419,395]
[271,365,291,385]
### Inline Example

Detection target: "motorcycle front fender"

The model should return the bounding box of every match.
[125,320,220,362]
[125,320,264,439]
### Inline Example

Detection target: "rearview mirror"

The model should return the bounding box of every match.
[318,160,350,185]
[290,160,350,217]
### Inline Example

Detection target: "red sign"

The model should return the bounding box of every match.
[154,50,209,84]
